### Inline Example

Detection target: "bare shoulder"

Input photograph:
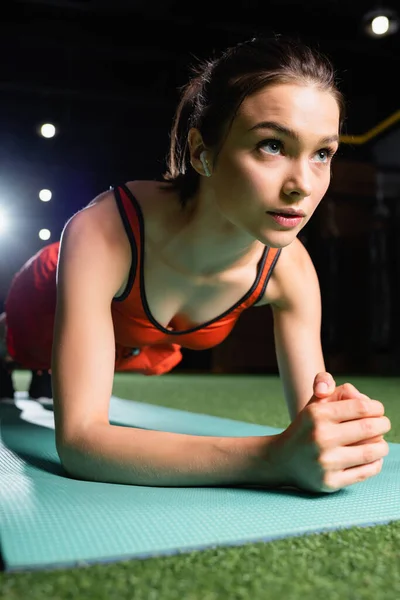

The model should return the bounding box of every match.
[62,187,132,289]
[261,237,320,310]
[79,188,128,245]
[62,180,168,296]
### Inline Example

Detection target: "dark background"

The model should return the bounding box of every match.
[0,0,399,375]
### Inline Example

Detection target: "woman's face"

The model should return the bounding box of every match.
[209,82,340,248]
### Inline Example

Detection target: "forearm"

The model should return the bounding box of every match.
[59,424,280,488]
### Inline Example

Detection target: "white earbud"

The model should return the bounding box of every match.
[200,151,211,177]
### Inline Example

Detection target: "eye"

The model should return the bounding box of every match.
[314,147,336,163]
[257,138,283,155]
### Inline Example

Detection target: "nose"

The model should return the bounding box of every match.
[282,160,312,199]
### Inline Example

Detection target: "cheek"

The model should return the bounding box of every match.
[213,154,250,197]
[307,177,331,219]
[316,171,331,198]
[218,152,247,180]
[218,153,271,194]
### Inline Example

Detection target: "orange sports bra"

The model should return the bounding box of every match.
[111,183,282,366]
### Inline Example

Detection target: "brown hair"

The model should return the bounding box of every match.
[162,35,346,209]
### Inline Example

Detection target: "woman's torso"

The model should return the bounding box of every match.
[85,180,277,332]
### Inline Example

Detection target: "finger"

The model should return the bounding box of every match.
[337,383,371,402]
[332,414,390,444]
[331,440,389,469]
[313,372,336,398]
[352,434,384,445]
[325,455,385,492]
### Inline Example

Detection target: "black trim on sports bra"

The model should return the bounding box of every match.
[111,184,138,302]
[117,182,272,335]
[252,246,282,306]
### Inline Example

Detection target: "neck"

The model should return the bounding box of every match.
[158,185,264,278]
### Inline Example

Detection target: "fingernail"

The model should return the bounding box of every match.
[316,382,329,393]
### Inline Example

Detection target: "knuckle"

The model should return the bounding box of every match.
[342,382,357,396]
[311,424,327,448]
[305,405,322,429]
[322,474,338,492]
[354,471,369,484]
[317,450,331,470]
[360,418,374,436]
[305,403,318,422]
[362,446,376,464]
[357,398,371,417]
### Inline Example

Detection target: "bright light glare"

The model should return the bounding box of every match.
[39,189,52,202]
[40,123,56,138]
[39,229,51,241]
[0,208,8,234]
[371,15,390,34]
[364,8,399,37]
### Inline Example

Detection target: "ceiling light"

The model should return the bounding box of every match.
[363,7,399,37]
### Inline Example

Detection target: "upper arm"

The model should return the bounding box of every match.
[269,237,326,420]
[52,196,130,452]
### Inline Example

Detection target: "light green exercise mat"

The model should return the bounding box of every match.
[1,392,399,573]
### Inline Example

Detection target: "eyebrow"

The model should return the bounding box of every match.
[248,120,339,145]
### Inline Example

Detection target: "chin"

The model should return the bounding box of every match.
[257,229,299,249]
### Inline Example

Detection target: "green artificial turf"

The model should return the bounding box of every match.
[1,371,399,600]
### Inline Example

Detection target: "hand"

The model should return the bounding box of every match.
[311,375,384,445]
[267,373,391,493]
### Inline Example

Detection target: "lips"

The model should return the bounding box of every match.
[268,212,303,228]
[267,211,305,218]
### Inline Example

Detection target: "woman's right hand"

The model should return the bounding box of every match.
[268,373,391,493]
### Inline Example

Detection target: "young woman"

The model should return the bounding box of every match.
[0,36,390,493]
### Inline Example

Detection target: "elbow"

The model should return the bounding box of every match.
[56,430,96,481]
[56,439,87,479]
[56,421,113,482]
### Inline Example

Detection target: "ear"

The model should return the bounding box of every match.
[187,128,211,177]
